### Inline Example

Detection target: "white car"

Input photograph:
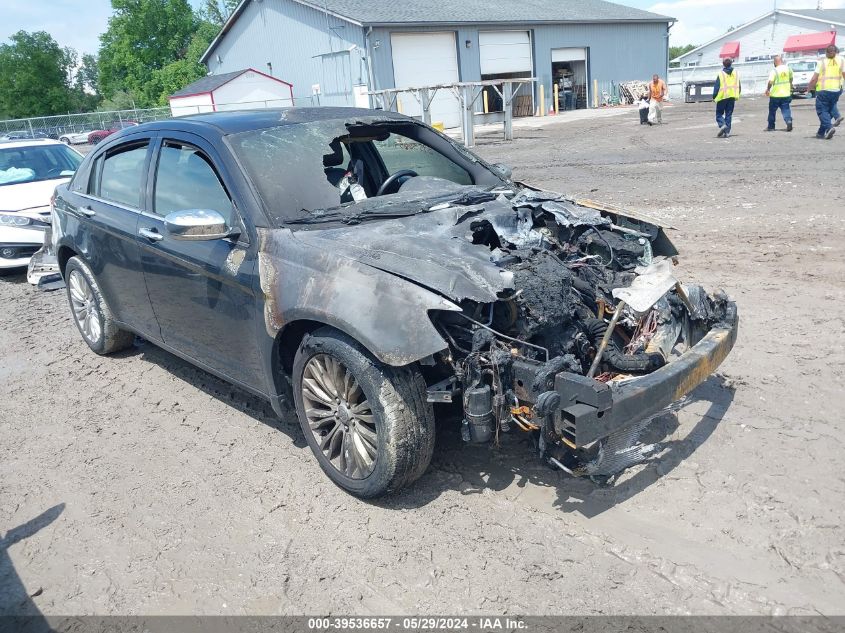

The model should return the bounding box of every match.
[58,130,94,145]
[0,138,82,271]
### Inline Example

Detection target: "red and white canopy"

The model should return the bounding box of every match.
[719,41,740,59]
[783,31,836,53]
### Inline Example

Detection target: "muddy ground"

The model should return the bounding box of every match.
[1,98,843,617]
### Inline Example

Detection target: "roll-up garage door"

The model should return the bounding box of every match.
[551,48,586,62]
[390,32,461,129]
[479,31,532,75]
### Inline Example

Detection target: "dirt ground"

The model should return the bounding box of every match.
[1,98,844,617]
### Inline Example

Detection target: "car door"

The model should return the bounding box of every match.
[62,135,161,339]
[137,133,265,390]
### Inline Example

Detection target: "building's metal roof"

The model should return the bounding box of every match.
[785,9,845,25]
[299,0,671,24]
[170,70,248,98]
[170,68,294,99]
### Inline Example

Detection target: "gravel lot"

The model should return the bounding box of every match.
[1,98,844,617]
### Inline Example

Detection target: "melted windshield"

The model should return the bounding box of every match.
[228,119,501,225]
[0,144,82,186]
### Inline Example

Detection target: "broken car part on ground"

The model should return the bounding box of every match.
[50,108,738,498]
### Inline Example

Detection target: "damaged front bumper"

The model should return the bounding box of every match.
[511,301,738,447]
[26,246,60,286]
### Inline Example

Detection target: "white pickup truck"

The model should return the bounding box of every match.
[788,59,818,97]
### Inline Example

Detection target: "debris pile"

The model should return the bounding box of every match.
[619,81,651,104]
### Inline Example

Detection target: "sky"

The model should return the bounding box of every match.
[4,0,845,56]
[635,0,845,46]
[3,0,204,55]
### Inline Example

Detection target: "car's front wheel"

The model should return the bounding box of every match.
[292,327,435,498]
[59,136,70,144]
[65,256,134,355]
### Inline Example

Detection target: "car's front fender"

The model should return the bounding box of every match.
[257,228,456,366]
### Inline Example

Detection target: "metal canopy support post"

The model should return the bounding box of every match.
[420,88,432,126]
[503,82,514,141]
[368,78,534,146]
[462,84,475,147]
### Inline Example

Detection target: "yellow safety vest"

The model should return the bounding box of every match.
[715,70,740,102]
[769,66,793,98]
[817,56,843,92]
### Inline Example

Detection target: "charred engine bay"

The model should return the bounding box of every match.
[424,188,731,453]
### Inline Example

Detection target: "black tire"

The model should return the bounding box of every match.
[292,327,435,498]
[59,136,70,144]
[64,256,134,355]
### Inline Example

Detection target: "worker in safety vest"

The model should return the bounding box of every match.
[765,56,793,132]
[806,45,845,139]
[713,57,740,138]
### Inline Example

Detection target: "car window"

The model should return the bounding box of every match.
[86,156,102,195]
[0,144,82,187]
[229,119,496,225]
[98,143,149,208]
[153,141,234,224]
[372,136,472,185]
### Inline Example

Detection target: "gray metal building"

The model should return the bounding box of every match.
[201,0,673,127]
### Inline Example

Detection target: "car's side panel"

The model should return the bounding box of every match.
[56,134,161,339]
[137,133,267,392]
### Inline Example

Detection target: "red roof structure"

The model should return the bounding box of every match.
[719,41,740,59]
[783,31,836,53]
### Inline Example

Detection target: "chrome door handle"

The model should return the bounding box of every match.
[139,227,163,242]
[78,206,96,217]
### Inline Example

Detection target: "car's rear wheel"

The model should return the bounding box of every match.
[65,256,134,355]
[59,136,70,144]
[292,327,435,498]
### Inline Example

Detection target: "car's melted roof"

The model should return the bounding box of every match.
[152,107,410,135]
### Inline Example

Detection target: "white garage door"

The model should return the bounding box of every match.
[479,31,532,75]
[552,48,587,62]
[390,32,461,129]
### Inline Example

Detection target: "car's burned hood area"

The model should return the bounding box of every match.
[290,190,517,303]
[259,184,732,379]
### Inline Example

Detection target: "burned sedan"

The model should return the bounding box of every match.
[51,108,737,498]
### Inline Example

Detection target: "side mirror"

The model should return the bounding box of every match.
[492,163,513,180]
[164,209,236,241]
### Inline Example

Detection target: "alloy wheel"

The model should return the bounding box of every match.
[68,269,102,344]
[301,354,378,479]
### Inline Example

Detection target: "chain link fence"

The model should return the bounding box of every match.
[0,107,172,140]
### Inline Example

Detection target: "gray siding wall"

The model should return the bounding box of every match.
[206,0,366,106]
[205,0,669,109]
[369,22,669,104]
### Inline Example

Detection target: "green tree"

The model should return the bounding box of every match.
[0,31,76,118]
[98,89,140,111]
[201,0,239,28]
[669,44,698,61]
[75,54,100,95]
[98,0,198,105]
[147,21,218,105]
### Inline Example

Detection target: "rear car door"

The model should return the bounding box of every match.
[136,133,265,390]
[61,136,160,338]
